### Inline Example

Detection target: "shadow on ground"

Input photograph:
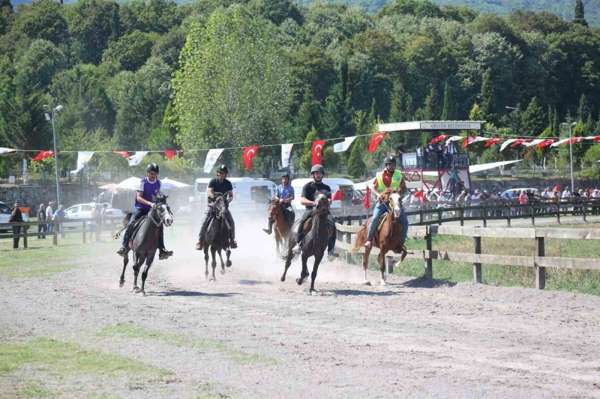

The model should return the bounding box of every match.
[400,276,456,288]
[151,290,241,297]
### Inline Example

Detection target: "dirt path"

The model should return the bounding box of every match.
[1,221,600,398]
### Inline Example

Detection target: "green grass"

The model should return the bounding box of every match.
[99,323,275,366]
[19,382,51,398]
[369,226,600,295]
[0,337,169,378]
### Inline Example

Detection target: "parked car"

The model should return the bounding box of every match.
[64,203,125,220]
[0,201,29,232]
[500,188,539,201]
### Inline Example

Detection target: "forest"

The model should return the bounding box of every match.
[0,0,599,179]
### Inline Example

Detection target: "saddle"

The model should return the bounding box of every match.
[127,216,148,247]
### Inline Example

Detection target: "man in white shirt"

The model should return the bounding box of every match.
[45,201,54,234]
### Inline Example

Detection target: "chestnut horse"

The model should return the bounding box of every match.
[354,190,406,286]
[267,199,294,255]
[281,193,333,294]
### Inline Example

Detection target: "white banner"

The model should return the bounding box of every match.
[524,139,544,147]
[550,138,570,148]
[127,151,148,166]
[70,151,94,174]
[499,139,518,152]
[0,147,16,155]
[203,148,224,173]
[333,136,356,153]
[281,143,293,168]
[445,135,464,145]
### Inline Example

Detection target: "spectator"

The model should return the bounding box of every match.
[9,201,24,249]
[518,190,528,205]
[46,201,54,234]
[53,205,65,238]
[37,203,46,239]
[561,188,571,201]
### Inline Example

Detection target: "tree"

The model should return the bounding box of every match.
[0,0,13,35]
[479,69,494,121]
[172,5,293,149]
[347,136,365,178]
[573,0,588,27]
[249,0,303,25]
[469,103,482,121]
[441,80,455,120]
[102,30,156,71]
[577,93,590,121]
[521,97,546,135]
[12,0,69,45]
[67,0,121,64]
[389,80,413,122]
[14,39,66,91]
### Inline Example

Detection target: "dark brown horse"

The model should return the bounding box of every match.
[203,195,232,281]
[281,193,334,294]
[267,198,294,255]
[354,190,406,286]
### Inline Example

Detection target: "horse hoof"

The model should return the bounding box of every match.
[379,280,387,286]
[220,269,225,275]
[296,277,305,286]
[132,287,140,293]
[280,275,286,282]
[363,281,372,286]
[226,261,232,267]
[209,277,215,282]
[309,289,318,296]
[119,281,124,288]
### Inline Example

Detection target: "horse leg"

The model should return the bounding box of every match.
[132,256,143,293]
[309,252,324,295]
[204,247,209,280]
[210,247,217,281]
[377,249,386,286]
[296,253,309,286]
[363,247,372,286]
[140,256,154,296]
[281,239,294,282]
[119,254,129,287]
[226,249,232,267]
[218,249,225,274]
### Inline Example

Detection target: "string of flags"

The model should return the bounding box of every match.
[2,130,600,173]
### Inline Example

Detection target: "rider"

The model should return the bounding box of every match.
[195,164,238,250]
[117,163,173,259]
[291,164,337,257]
[263,172,295,235]
[364,155,409,250]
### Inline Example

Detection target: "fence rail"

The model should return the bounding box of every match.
[334,223,600,290]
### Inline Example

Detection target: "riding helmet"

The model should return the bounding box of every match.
[217,164,229,174]
[310,164,325,175]
[146,163,160,174]
[281,172,290,179]
[384,155,396,165]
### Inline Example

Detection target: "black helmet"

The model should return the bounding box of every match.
[146,163,159,174]
[217,164,229,174]
[384,155,396,165]
[310,164,324,175]
[281,172,290,179]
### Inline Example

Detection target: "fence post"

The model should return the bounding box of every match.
[530,204,535,225]
[473,236,482,283]
[53,222,58,246]
[82,221,87,244]
[460,207,464,226]
[345,217,352,244]
[506,205,511,227]
[582,201,587,223]
[535,236,545,290]
[23,224,28,249]
[424,228,433,279]
[482,206,487,227]
[556,203,561,224]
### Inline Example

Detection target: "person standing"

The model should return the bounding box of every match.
[9,201,24,249]
[45,201,54,234]
[54,205,66,238]
[37,203,46,239]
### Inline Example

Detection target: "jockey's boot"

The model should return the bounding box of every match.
[159,249,173,260]
[364,240,372,249]
[262,220,273,235]
[195,240,203,250]
[116,246,128,257]
[291,243,301,255]
[230,239,238,249]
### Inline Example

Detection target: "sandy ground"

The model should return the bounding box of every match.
[1,215,600,398]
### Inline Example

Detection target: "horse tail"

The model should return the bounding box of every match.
[352,224,367,252]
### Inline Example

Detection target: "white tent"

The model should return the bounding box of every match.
[100,176,190,192]
[161,177,191,190]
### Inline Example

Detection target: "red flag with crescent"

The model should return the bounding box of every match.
[537,139,555,149]
[368,131,386,153]
[430,134,448,145]
[312,140,325,165]
[114,151,129,158]
[164,149,177,160]
[32,150,54,162]
[484,138,501,148]
[363,186,371,209]
[243,145,259,170]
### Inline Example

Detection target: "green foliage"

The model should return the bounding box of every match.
[173,5,293,150]
[347,136,366,178]
[520,96,546,135]
[574,0,588,27]
[102,30,157,71]
[12,0,68,45]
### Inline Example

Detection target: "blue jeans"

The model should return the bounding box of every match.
[367,202,409,242]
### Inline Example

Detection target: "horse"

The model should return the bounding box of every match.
[354,190,406,286]
[118,195,173,294]
[267,198,294,255]
[281,193,334,294]
[203,194,232,281]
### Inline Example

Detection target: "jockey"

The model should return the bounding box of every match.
[291,164,337,257]
[195,164,237,250]
[263,172,295,235]
[364,155,409,249]
[117,163,173,259]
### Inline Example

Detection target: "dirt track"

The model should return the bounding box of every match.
[2,220,600,398]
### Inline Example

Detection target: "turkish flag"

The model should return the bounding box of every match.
[537,139,555,149]
[368,131,386,153]
[114,151,129,158]
[462,136,474,149]
[430,134,448,145]
[32,150,54,162]
[593,135,600,142]
[484,138,501,148]
[242,145,259,170]
[332,188,344,201]
[164,149,177,160]
[312,140,325,165]
[363,186,371,209]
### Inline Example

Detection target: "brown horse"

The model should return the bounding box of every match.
[354,190,406,286]
[267,199,294,255]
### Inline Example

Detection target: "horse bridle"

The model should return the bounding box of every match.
[149,203,171,227]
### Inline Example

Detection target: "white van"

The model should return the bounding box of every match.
[193,177,276,214]
[290,178,355,211]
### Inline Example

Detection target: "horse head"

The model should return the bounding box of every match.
[315,193,330,216]
[152,194,173,227]
[389,192,402,219]
[213,195,228,219]
[268,198,280,218]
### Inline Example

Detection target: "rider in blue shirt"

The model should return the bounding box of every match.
[117,163,173,260]
[263,173,295,235]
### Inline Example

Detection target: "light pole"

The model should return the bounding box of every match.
[560,121,577,194]
[44,104,63,206]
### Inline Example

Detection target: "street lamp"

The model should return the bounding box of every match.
[44,104,63,206]
[560,121,577,194]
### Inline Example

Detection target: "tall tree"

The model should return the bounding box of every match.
[479,69,494,121]
[573,0,588,27]
[441,80,455,120]
[520,96,546,135]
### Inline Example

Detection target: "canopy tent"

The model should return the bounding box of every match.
[99,176,190,192]
[161,177,191,189]
[377,120,483,133]
[421,160,522,177]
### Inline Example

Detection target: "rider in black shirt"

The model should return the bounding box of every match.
[195,164,237,250]
[291,164,337,257]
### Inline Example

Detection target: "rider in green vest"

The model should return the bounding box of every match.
[364,155,409,250]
